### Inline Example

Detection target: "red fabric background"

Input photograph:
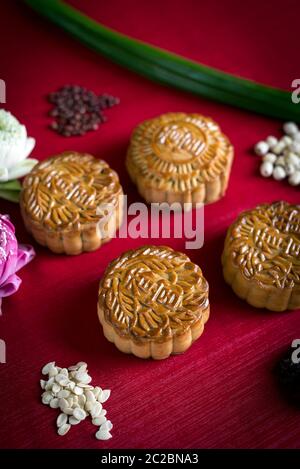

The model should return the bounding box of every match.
[0,0,300,449]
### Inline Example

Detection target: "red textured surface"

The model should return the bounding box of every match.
[0,0,300,449]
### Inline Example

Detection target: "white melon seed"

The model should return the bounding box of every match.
[56,413,68,428]
[57,424,71,436]
[95,430,112,441]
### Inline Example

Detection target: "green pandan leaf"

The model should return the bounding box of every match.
[25,0,300,121]
[0,189,21,203]
[0,179,22,191]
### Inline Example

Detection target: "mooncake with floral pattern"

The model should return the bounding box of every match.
[98,245,210,359]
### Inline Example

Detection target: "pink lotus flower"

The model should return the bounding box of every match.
[0,214,35,314]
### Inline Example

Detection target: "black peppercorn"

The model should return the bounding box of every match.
[48,85,119,137]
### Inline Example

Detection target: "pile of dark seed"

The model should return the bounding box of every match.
[48,85,120,136]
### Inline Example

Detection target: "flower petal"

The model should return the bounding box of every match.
[0,168,9,182]
[0,143,9,168]
[24,137,36,159]
[16,244,35,272]
[0,273,21,298]
[6,158,38,180]
[2,131,27,169]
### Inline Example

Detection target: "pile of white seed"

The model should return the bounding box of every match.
[254,122,300,186]
[40,361,113,440]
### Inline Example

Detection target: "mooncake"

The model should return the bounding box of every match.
[98,245,210,359]
[222,201,300,311]
[126,112,234,206]
[20,151,123,255]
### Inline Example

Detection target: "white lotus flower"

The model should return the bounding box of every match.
[0,109,38,182]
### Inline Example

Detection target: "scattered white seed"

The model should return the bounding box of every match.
[289,141,300,154]
[75,372,92,384]
[275,155,285,166]
[273,165,286,180]
[76,361,88,368]
[55,374,69,386]
[254,141,269,156]
[91,402,103,418]
[59,400,73,415]
[286,152,299,166]
[40,361,112,440]
[42,362,55,375]
[100,420,113,432]
[64,407,74,416]
[85,401,93,413]
[73,408,87,421]
[266,136,278,148]
[262,152,276,164]
[48,365,58,378]
[45,377,54,391]
[272,142,285,155]
[85,390,96,403]
[74,386,84,396]
[255,125,300,186]
[68,365,78,371]
[289,171,300,186]
[281,135,293,146]
[93,387,102,398]
[285,163,295,176]
[59,398,69,410]
[66,381,75,391]
[95,430,112,441]
[57,413,68,428]
[42,392,53,405]
[77,383,93,389]
[69,416,81,425]
[68,361,87,371]
[92,416,107,426]
[52,383,61,394]
[98,389,111,403]
[57,389,70,399]
[57,424,71,436]
[283,121,298,136]
[77,394,86,408]
[50,398,60,409]
[77,364,88,373]
[40,380,46,390]
[67,397,74,408]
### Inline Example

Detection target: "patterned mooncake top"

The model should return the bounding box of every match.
[225,201,300,289]
[126,113,233,192]
[99,245,209,341]
[21,152,123,231]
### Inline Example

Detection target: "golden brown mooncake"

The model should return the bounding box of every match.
[222,201,300,312]
[126,112,234,206]
[98,245,210,359]
[20,151,123,255]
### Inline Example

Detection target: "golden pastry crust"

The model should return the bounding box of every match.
[222,201,300,311]
[126,112,234,206]
[98,245,210,359]
[20,151,123,255]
